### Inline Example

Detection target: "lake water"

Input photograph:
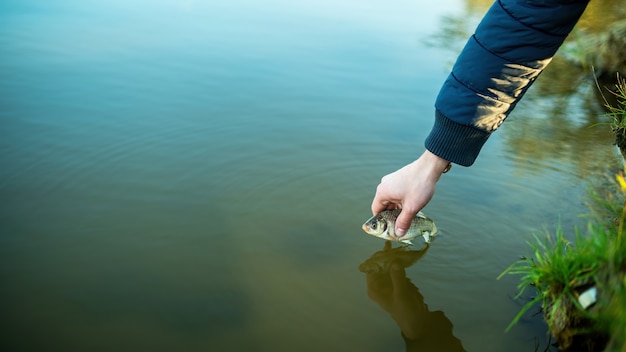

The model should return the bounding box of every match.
[1,0,621,351]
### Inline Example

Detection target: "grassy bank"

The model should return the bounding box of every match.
[500,76,626,352]
[499,168,626,351]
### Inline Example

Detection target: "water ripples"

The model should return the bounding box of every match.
[1,0,621,350]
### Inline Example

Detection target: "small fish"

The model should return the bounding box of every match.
[361,209,437,245]
[358,241,429,274]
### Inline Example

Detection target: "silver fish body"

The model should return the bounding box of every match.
[361,209,437,245]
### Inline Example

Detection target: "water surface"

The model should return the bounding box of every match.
[0,0,620,351]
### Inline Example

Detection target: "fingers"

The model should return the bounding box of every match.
[371,201,398,216]
[394,208,417,238]
[371,197,388,215]
[371,189,397,215]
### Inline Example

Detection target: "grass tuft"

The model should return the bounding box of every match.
[498,225,603,333]
[499,165,626,351]
[594,73,626,158]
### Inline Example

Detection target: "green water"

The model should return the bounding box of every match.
[0,0,620,351]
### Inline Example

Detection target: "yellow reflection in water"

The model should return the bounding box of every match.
[459,0,626,31]
[576,0,626,33]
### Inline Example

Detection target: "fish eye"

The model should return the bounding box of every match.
[370,221,377,230]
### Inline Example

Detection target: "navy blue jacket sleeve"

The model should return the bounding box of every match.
[425,0,590,166]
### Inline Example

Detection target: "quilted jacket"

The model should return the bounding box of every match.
[425,0,590,166]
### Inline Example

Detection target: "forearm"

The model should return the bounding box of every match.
[426,0,590,166]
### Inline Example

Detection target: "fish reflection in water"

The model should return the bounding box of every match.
[359,241,430,274]
[360,241,467,352]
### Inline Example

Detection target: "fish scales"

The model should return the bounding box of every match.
[361,209,437,245]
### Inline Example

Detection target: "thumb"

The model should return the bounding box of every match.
[394,209,416,238]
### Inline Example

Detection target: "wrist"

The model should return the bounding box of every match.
[419,150,451,175]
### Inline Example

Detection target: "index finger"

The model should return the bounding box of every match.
[371,196,389,215]
[371,194,400,215]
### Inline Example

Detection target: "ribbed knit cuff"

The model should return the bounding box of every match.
[424,110,491,167]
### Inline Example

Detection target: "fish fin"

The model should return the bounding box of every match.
[422,232,431,243]
[401,239,413,246]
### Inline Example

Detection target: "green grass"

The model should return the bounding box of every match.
[498,166,626,350]
[595,73,626,157]
[604,74,626,130]
[497,224,604,333]
[500,72,626,351]
[594,176,626,351]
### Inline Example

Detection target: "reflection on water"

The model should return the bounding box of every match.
[359,241,430,274]
[361,241,466,351]
[1,0,623,350]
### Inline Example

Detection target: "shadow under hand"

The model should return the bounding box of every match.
[359,241,466,352]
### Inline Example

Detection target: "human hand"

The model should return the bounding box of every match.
[371,150,450,238]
